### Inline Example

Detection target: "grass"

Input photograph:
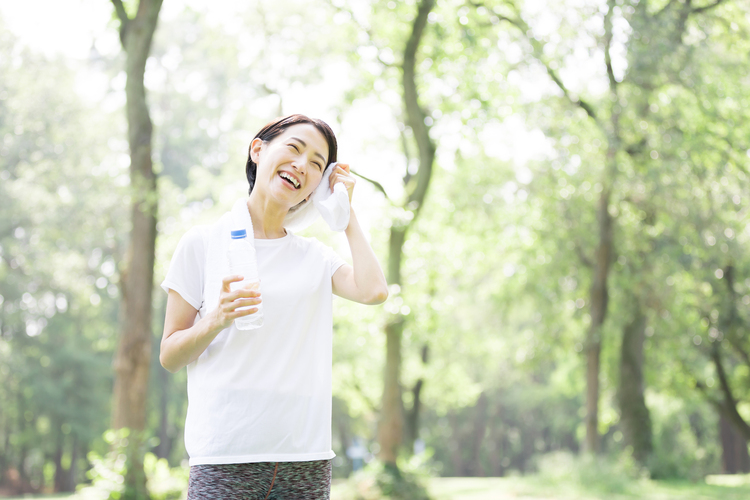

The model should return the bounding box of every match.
[329,475,750,500]
[0,496,74,500]
[4,476,750,500]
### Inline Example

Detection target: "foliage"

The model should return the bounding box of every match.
[335,460,432,500]
[537,451,647,495]
[78,430,187,500]
[644,392,721,480]
[0,17,125,493]
[3,0,750,494]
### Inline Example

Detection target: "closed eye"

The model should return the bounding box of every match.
[289,142,323,170]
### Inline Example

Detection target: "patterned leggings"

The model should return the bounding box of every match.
[187,460,332,500]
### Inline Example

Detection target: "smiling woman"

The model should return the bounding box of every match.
[159,114,388,499]
[245,114,337,197]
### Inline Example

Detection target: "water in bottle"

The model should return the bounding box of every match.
[227,229,263,330]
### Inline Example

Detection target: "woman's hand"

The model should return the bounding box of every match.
[209,275,262,331]
[160,277,262,373]
[329,162,356,203]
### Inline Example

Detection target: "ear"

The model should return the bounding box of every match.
[250,138,264,164]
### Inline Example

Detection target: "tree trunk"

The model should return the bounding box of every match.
[110,1,163,498]
[584,0,620,454]
[18,444,28,494]
[377,0,436,468]
[404,344,428,454]
[53,429,64,492]
[0,416,8,489]
[617,302,653,464]
[488,402,504,476]
[63,435,79,493]
[17,393,28,493]
[378,226,406,464]
[448,411,465,475]
[720,415,750,474]
[710,344,750,441]
[379,307,405,463]
[155,365,171,460]
[584,186,613,454]
[468,392,488,477]
[710,265,750,442]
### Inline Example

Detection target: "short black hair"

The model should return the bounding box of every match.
[245,114,338,195]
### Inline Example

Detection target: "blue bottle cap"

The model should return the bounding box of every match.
[231,229,247,239]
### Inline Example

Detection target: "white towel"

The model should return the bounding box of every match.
[283,162,351,233]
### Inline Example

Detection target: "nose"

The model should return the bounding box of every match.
[291,158,306,174]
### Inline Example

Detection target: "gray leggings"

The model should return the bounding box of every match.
[187,460,332,500]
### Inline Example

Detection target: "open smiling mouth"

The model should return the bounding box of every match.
[278,171,300,189]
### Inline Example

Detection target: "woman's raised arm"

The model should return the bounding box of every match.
[332,207,389,305]
[327,163,388,305]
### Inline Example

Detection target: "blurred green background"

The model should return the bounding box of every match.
[1,0,750,498]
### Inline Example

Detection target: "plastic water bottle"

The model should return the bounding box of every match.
[227,229,263,330]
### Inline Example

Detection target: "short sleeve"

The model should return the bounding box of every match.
[311,238,346,277]
[161,226,206,311]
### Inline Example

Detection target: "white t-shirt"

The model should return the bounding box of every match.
[161,225,345,466]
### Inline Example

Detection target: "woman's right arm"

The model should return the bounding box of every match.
[160,275,261,373]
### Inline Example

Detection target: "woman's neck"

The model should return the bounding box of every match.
[246,193,288,239]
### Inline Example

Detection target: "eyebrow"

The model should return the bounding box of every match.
[289,137,327,163]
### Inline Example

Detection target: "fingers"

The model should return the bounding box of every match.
[329,165,356,192]
[218,278,261,325]
[220,297,262,320]
[221,275,244,292]
[225,297,262,312]
[214,279,262,329]
[224,288,261,303]
[221,277,259,297]
[229,306,260,318]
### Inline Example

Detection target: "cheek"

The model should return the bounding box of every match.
[307,173,324,192]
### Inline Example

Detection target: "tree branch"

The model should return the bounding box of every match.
[327,1,396,68]
[546,64,600,123]
[695,379,725,411]
[350,378,379,414]
[351,169,390,200]
[603,0,619,95]
[494,14,600,126]
[711,343,750,441]
[719,263,750,382]
[111,0,130,23]
[402,0,437,217]
[692,0,729,14]
[727,336,750,372]
[400,127,414,186]
[110,0,130,46]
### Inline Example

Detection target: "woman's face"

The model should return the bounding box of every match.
[250,124,329,209]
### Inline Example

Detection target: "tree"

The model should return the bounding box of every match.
[0,23,126,492]
[488,0,747,456]
[370,0,437,466]
[110,0,164,497]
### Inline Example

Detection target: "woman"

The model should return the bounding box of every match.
[160,114,388,499]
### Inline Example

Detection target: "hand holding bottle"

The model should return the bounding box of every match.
[208,276,262,332]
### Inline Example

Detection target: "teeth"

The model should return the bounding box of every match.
[280,172,300,188]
